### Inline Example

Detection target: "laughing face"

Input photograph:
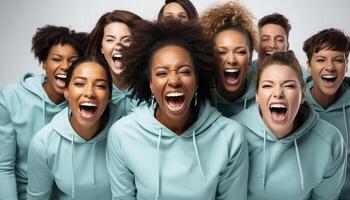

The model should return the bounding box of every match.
[308,49,347,100]
[43,44,79,104]
[101,22,131,76]
[149,45,197,126]
[214,29,251,101]
[256,64,304,138]
[258,24,288,63]
[64,61,110,138]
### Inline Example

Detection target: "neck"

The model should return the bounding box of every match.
[217,80,246,102]
[311,87,338,109]
[112,74,128,91]
[43,82,64,104]
[155,106,198,135]
[70,117,102,141]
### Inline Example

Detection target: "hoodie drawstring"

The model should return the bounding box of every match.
[192,130,206,180]
[155,128,162,200]
[41,93,46,126]
[243,97,247,110]
[71,135,75,199]
[294,139,305,190]
[91,142,96,184]
[262,130,267,190]
[343,104,349,144]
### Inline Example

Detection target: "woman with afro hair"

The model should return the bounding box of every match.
[106,19,248,200]
[200,1,258,117]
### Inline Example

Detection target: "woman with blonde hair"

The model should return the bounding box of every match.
[200,1,258,117]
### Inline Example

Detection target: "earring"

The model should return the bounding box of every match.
[151,94,155,108]
[194,92,198,107]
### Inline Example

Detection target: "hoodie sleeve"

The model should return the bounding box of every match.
[0,91,18,200]
[311,131,347,200]
[106,124,136,200]
[216,123,248,200]
[27,131,54,200]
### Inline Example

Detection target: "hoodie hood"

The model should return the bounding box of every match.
[132,100,222,138]
[111,84,137,116]
[211,70,256,117]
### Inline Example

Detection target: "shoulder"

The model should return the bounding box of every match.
[309,119,344,147]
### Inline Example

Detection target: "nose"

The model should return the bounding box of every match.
[114,42,123,51]
[168,71,181,87]
[84,83,96,98]
[273,86,284,98]
[324,59,336,71]
[61,59,70,71]
[268,39,277,49]
[227,52,237,66]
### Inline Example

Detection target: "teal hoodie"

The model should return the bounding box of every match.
[0,73,67,200]
[211,69,256,117]
[106,100,249,200]
[27,104,121,200]
[111,85,137,116]
[232,103,347,200]
[306,77,350,199]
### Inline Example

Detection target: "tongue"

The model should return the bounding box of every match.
[81,107,95,119]
[114,60,123,69]
[225,72,239,84]
[167,98,183,110]
[56,78,66,88]
[271,111,286,122]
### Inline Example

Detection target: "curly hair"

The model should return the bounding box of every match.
[121,20,217,105]
[303,28,350,62]
[157,0,198,21]
[85,10,142,57]
[31,25,87,64]
[200,1,257,52]
[258,13,291,38]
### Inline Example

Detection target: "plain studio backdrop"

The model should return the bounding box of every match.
[0,0,349,86]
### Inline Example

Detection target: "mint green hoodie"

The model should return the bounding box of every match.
[211,69,256,117]
[111,85,137,116]
[0,73,67,200]
[106,101,249,200]
[233,103,347,200]
[27,104,121,200]
[306,77,350,199]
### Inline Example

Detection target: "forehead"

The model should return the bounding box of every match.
[72,62,107,79]
[103,22,131,36]
[163,2,187,13]
[260,24,287,37]
[260,64,299,81]
[215,30,249,46]
[48,44,78,56]
[150,45,193,67]
[312,49,346,57]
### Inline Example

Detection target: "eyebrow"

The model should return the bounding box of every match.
[73,76,107,82]
[261,80,297,84]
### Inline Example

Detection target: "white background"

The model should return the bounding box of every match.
[1,0,349,86]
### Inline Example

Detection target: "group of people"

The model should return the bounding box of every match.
[0,0,349,199]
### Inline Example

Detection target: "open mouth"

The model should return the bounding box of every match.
[224,68,240,84]
[112,54,122,68]
[265,51,274,57]
[269,103,287,122]
[79,102,97,119]
[165,92,185,112]
[55,74,67,88]
[321,74,337,84]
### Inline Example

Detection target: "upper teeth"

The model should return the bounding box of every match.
[322,75,336,79]
[113,54,122,58]
[266,51,273,55]
[166,92,184,97]
[224,68,239,73]
[56,74,67,79]
[270,103,286,108]
[80,102,96,107]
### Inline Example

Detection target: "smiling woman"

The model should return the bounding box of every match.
[0,25,86,200]
[106,20,249,199]
[26,56,122,200]
[232,51,347,200]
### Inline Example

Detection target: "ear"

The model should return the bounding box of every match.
[255,92,259,104]
[286,41,289,50]
[64,88,69,101]
[306,60,311,74]
[101,47,104,55]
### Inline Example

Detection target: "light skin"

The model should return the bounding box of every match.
[162,2,189,22]
[43,44,79,104]
[308,49,348,108]
[258,24,288,63]
[101,21,131,90]
[214,29,251,102]
[256,64,304,139]
[149,45,198,135]
[64,62,110,141]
